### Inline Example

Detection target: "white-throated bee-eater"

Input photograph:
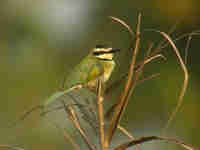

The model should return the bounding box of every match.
[44,44,120,106]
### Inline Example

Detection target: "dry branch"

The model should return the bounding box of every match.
[105,13,142,148]
[113,136,194,150]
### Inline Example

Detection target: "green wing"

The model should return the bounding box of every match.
[63,56,104,89]
[44,57,104,106]
[43,90,67,106]
[43,86,80,106]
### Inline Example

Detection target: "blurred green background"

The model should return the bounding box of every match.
[0,0,200,150]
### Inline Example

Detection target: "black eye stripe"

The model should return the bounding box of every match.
[93,51,112,56]
[93,49,120,56]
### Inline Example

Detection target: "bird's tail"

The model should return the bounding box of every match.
[44,84,83,107]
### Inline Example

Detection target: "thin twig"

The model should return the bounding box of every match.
[111,33,152,131]
[105,53,165,95]
[97,78,106,150]
[9,105,44,128]
[62,101,96,150]
[51,121,81,150]
[173,30,200,42]
[152,21,180,56]
[148,30,189,132]
[185,34,192,64]
[137,73,160,85]
[118,125,143,150]
[104,73,160,121]
[148,30,200,56]
[62,129,81,150]
[160,31,189,132]
[113,136,194,150]
[105,13,142,148]
[10,84,85,128]
[67,93,99,136]
[109,16,135,37]
[120,28,154,129]
[143,54,166,64]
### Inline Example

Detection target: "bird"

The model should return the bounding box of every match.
[44,44,120,106]
[9,44,120,128]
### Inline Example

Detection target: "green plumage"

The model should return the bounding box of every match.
[64,54,104,89]
[44,48,116,106]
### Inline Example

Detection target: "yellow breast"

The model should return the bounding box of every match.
[87,60,115,89]
[102,60,115,82]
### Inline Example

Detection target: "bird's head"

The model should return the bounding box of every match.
[92,44,120,61]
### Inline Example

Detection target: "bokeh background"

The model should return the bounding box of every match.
[0,0,199,150]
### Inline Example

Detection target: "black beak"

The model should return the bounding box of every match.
[110,48,120,53]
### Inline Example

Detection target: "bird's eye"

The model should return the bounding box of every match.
[93,51,101,56]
